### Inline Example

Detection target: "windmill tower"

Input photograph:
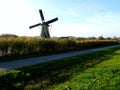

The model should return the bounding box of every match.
[29,9,58,38]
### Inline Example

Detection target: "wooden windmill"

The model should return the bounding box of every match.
[29,9,58,38]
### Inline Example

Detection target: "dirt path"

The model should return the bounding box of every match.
[0,45,120,72]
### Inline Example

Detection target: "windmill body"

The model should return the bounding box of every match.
[41,24,50,38]
[29,9,58,38]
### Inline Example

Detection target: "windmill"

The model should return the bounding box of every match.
[29,9,58,38]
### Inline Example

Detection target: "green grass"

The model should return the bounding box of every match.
[52,54,120,90]
[0,47,120,90]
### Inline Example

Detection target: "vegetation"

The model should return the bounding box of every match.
[0,34,18,38]
[0,46,120,90]
[0,37,119,62]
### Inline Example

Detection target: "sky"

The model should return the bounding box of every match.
[0,0,120,37]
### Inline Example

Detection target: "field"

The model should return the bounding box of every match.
[0,46,120,90]
[52,47,120,90]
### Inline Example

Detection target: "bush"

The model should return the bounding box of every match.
[10,38,27,56]
[0,38,10,56]
[59,40,77,51]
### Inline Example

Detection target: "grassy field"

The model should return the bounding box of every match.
[52,49,120,90]
[0,46,120,90]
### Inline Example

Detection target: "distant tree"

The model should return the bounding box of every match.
[68,36,76,39]
[76,37,85,40]
[87,37,96,40]
[0,34,18,38]
[112,36,117,40]
[97,36,104,40]
[105,37,112,40]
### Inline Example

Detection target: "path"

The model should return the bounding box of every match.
[0,45,120,72]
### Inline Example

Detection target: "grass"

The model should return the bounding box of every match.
[0,46,120,90]
[52,55,120,90]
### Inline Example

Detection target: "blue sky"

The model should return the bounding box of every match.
[0,0,120,37]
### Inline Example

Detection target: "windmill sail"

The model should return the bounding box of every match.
[46,17,58,25]
[39,10,45,22]
[29,23,41,29]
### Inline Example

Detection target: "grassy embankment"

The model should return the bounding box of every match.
[0,46,120,90]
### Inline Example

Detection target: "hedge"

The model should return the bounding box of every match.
[0,37,119,57]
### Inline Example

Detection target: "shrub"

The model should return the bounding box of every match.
[59,40,77,51]
[0,38,9,56]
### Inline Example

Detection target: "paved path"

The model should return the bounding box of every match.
[0,45,120,72]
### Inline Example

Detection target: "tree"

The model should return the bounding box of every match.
[97,36,104,40]
[87,37,96,40]
[0,34,18,38]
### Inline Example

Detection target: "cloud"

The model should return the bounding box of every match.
[66,9,77,16]
[51,11,120,37]
[51,23,99,37]
[86,12,120,26]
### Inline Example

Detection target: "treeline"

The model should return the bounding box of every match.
[0,37,119,57]
[75,36,118,40]
[0,34,18,38]
[0,34,118,40]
